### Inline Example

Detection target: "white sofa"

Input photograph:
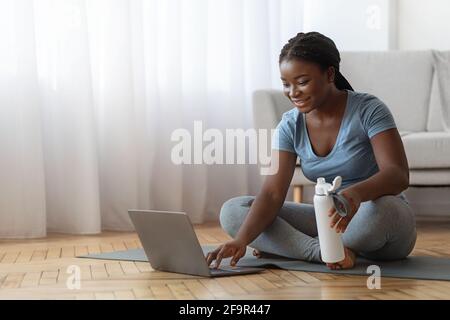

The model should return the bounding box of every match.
[253,50,450,203]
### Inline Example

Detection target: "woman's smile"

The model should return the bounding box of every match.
[291,97,311,107]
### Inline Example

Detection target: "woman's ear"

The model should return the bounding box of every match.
[327,66,335,83]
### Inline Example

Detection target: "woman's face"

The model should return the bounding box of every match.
[279,58,334,113]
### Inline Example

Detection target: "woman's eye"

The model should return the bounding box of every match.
[282,81,308,88]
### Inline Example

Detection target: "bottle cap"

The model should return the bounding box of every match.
[315,176,343,196]
[315,177,331,195]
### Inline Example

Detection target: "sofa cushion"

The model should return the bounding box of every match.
[409,169,450,186]
[431,51,450,132]
[402,132,450,169]
[427,71,445,131]
[340,51,434,132]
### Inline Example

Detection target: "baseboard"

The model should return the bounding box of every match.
[415,215,450,223]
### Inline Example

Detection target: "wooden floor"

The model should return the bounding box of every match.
[0,221,449,300]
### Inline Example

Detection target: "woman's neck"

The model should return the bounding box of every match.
[310,88,347,121]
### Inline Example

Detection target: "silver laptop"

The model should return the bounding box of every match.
[128,209,263,277]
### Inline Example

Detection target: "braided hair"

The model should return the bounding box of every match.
[279,32,353,91]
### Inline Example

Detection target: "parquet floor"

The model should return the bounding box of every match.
[0,221,449,300]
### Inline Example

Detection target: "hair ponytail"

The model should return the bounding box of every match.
[335,70,353,91]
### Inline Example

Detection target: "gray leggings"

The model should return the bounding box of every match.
[219,195,417,263]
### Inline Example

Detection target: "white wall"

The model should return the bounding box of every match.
[303,0,396,51]
[398,0,450,50]
[301,0,450,51]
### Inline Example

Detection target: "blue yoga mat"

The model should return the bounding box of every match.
[78,245,450,281]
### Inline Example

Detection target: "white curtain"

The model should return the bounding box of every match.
[0,0,304,238]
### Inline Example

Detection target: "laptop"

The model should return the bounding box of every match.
[128,209,263,277]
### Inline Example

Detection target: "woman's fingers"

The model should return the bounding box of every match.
[214,245,235,269]
[329,211,341,228]
[336,217,349,233]
[207,243,247,268]
[328,208,337,227]
[230,248,245,266]
[328,208,336,217]
[214,247,226,269]
[206,248,220,266]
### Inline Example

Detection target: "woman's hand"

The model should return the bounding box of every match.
[205,239,247,269]
[328,188,362,233]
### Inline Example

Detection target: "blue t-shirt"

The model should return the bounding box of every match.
[272,89,402,194]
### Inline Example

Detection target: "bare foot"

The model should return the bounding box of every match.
[252,249,262,258]
[252,249,285,259]
[326,247,356,270]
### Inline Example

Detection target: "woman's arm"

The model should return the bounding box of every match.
[206,149,297,268]
[330,128,409,233]
[345,128,409,202]
[233,150,297,245]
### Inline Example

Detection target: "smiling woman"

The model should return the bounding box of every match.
[207,31,416,271]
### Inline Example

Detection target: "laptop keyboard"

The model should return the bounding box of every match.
[209,266,245,273]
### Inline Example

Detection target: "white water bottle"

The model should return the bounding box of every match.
[313,176,345,263]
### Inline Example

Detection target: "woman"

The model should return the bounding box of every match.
[206,32,417,270]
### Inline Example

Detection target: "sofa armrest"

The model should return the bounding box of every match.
[252,90,281,131]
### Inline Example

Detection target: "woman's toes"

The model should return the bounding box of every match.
[252,249,261,258]
[326,263,338,270]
